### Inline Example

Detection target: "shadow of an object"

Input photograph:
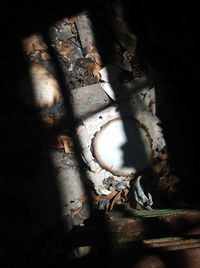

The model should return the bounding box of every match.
[1,1,200,267]
[89,4,151,178]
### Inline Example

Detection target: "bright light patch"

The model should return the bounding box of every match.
[93,118,152,176]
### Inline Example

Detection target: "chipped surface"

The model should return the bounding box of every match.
[76,96,165,194]
[56,166,87,217]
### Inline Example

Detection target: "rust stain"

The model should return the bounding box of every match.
[143,237,200,251]
[68,16,78,24]
[71,206,83,218]
[77,195,88,202]
[109,210,200,242]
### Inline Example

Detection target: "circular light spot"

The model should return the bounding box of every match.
[93,118,152,176]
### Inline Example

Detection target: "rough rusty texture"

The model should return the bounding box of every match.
[109,206,200,268]
[108,204,200,243]
[142,237,200,251]
[69,221,200,267]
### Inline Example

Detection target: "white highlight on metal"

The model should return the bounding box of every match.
[133,175,153,210]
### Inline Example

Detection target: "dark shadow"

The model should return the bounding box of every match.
[0,1,112,267]
[111,239,195,268]
[1,1,200,267]
[89,2,150,177]
[89,1,200,267]
[124,1,200,204]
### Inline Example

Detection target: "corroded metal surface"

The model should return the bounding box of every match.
[67,206,200,267]
[143,237,200,251]
[108,205,200,243]
[109,206,200,267]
